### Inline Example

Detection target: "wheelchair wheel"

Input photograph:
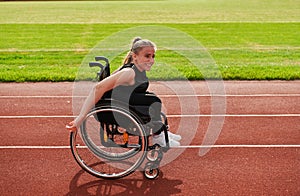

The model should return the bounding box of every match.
[70,105,148,179]
[144,162,159,179]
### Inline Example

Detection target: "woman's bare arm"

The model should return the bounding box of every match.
[67,68,135,131]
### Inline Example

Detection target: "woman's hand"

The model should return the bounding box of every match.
[66,114,85,133]
[66,121,78,133]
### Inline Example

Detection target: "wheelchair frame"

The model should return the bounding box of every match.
[70,56,170,179]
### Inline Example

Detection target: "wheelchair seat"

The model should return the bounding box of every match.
[94,98,152,126]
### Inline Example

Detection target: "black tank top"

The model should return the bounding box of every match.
[120,63,149,93]
[103,63,149,102]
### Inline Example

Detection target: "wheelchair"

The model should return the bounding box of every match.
[70,56,171,179]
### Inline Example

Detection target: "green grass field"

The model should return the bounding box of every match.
[0,0,299,81]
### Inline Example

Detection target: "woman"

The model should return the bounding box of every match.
[66,37,181,147]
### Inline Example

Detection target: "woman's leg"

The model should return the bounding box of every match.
[129,92,162,121]
[129,92,164,134]
[130,92,181,147]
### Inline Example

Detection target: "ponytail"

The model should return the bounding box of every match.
[122,37,142,65]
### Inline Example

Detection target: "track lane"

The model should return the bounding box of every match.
[1,95,299,116]
[0,148,299,195]
[1,81,300,96]
[0,116,299,146]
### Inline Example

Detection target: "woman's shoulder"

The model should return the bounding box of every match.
[106,67,135,86]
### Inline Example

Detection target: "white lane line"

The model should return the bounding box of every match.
[0,94,300,98]
[167,114,300,117]
[0,114,300,119]
[2,21,299,25]
[0,96,75,98]
[0,146,72,149]
[176,145,300,148]
[0,145,299,149]
[1,45,300,52]
[0,115,75,119]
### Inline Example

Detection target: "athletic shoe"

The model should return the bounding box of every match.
[168,132,182,141]
[153,132,180,147]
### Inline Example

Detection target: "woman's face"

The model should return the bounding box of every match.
[132,46,156,72]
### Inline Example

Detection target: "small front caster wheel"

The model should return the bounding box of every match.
[144,164,159,179]
[146,149,163,162]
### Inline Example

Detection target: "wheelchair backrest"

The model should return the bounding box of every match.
[89,56,110,81]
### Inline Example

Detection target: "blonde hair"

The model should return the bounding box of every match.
[122,37,156,65]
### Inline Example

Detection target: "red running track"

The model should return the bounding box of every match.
[0,81,299,195]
